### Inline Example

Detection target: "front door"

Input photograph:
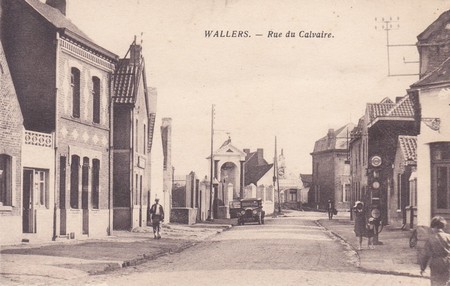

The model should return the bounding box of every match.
[22,169,35,233]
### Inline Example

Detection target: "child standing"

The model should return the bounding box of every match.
[353,201,366,250]
[367,217,376,249]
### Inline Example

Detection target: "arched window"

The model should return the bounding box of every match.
[71,68,81,118]
[92,77,100,124]
[0,154,12,206]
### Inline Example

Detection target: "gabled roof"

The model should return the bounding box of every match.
[25,0,91,40]
[411,56,450,88]
[113,58,140,104]
[367,103,396,122]
[312,123,354,153]
[300,174,312,185]
[245,163,273,186]
[417,9,450,42]
[22,0,117,60]
[367,95,415,127]
[398,135,417,163]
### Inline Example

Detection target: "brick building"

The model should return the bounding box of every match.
[310,123,354,210]
[349,96,417,226]
[2,0,118,239]
[0,39,24,244]
[113,43,157,230]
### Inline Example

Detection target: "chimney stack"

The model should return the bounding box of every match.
[46,0,66,15]
[130,43,142,66]
[257,148,264,165]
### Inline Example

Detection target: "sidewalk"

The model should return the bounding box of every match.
[318,215,424,278]
[0,221,233,285]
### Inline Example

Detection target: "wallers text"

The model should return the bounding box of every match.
[204,30,250,38]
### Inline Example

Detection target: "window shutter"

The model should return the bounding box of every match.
[11,156,16,207]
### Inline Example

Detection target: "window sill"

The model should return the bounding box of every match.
[0,206,13,211]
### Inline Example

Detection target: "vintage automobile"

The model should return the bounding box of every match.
[237,198,265,225]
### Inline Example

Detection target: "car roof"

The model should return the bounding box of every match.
[240,198,262,202]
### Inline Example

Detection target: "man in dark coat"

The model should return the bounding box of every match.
[326,199,335,220]
[149,198,164,239]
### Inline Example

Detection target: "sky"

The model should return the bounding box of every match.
[65,0,449,189]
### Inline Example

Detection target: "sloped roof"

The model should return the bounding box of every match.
[300,174,312,184]
[22,0,117,60]
[367,103,396,122]
[385,95,415,117]
[25,0,91,40]
[313,123,354,153]
[411,56,450,87]
[367,95,415,126]
[245,163,273,186]
[113,58,140,104]
[398,135,417,163]
[417,9,450,42]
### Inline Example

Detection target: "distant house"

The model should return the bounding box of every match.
[299,174,312,203]
[311,123,354,210]
[113,42,157,230]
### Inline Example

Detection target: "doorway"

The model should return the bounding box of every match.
[22,169,35,233]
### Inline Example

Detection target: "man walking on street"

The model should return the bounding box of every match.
[326,199,335,220]
[149,198,164,239]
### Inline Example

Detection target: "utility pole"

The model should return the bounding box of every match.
[208,104,215,221]
[274,136,281,213]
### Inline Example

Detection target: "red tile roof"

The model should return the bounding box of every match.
[113,59,140,104]
[398,135,417,162]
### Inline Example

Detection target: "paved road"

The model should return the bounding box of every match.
[79,212,428,286]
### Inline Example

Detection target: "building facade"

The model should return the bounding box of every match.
[409,10,450,225]
[311,123,354,210]
[113,43,156,230]
[349,96,417,225]
[2,0,118,239]
[0,39,24,244]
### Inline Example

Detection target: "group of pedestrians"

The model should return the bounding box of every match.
[348,199,450,286]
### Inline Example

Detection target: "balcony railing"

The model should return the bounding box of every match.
[24,130,53,148]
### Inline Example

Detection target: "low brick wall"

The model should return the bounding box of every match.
[170,208,198,225]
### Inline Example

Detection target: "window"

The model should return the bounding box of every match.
[82,157,89,209]
[143,124,146,155]
[431,143,450,210]
[289,190,297,202]
[34,170,48,208]
[136,119,139,153]
[70,155,80,209]
[92,77,100,124]
[92,159,100,209]
[135,173,139,205]
[71,68,81,118]
[342,183,350,202]
[397,174,402,210]
[0,154,12,206]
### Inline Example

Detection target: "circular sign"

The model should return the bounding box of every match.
[372,181,380,189]
[371,156,382,167]
[371,208,381,219]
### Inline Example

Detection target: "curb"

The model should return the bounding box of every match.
[315,220,427,279]
[314,220,360,268]
[96,224,233,275]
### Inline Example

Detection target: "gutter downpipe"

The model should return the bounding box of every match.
[52,31,61,241]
